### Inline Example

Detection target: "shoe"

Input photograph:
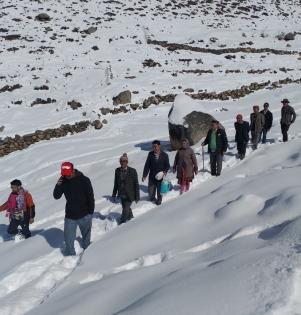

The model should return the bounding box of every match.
[240,155,245,160]
[156,198,162,205]
[216,174,220,177]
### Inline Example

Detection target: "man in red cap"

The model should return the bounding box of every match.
[234,114,250,160]
[280,99,296,142]
[53,162,95,256]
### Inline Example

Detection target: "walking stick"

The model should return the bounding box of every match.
[202,146,205,172]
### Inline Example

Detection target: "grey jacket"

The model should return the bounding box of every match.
[281,105,296,125]
[250,112,265,133]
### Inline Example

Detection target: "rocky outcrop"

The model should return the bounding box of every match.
[0,121,102,157]
[147,39,299,55]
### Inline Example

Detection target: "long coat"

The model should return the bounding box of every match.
[112,167,140,202]
[173,147,198,181]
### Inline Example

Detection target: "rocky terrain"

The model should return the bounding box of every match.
[0,0,300,153]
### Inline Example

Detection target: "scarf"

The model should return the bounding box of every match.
[6,189,27,219]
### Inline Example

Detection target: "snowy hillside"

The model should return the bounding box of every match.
[0,0,301,314]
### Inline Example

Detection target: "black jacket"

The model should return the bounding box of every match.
[260,110,273,130]
[203,128,228,154]
[281,105,296,125]
[112,167,140,202]
[53,170,95,220]
[235,121,250,143]
[143,151,170,181]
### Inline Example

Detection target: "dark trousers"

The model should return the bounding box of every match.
[281,123,290,142]
[64,214,92,256]
[120,197,133,224]
[236,141,247,157]
[148,179,162,202]
[8,216,31,238]
[210,152,223,176]
[261,129,268,144]
[251,131,261,149]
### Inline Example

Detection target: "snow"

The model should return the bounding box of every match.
[0,0,301,314]
[168,93,207,125]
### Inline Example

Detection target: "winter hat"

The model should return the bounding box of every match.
[236,114,243,120]
[281,98,289,104]
[61,162,74,176]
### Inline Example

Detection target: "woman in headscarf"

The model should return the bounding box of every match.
[173,139,198,194]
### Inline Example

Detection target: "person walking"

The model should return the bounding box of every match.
[260,102,273,144]
[234,114,250,160]
[250,105,265,150]
[280,98,296,142]
[53,162,94,256]
[0,179,35,239]
[173,138,198,194]
[142,140,170,205]
[202,120,228,176]
[112,153,140,224]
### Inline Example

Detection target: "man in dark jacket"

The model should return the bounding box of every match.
[234,114,249,160]
[112,153,140,224]
[260,102,273,144]
[280,98,297,142]
[202,120,228,176]
[142,140,170,205]
[250,105,265,150]
[53,162,95,256]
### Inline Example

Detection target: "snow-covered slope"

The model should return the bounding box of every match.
[0,0,301,314]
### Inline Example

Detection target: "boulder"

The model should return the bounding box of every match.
[35,13,51,22]
[112,90,131,105]
[168,94,218,150]
[284,32,295,41]
[91,120,103,130]
[68,100,82,110]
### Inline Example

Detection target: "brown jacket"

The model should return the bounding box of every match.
[173,147,198,181]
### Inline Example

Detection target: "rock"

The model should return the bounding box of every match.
[100,107,111,115]
[113,90,131,105]
[0,126,4,132]
[68,100,82,110]
[130,103,139,111]
[102,119,108,124]
[91,120,103,130]
[168,94,218,150]
[83,27,97,35]
[35,13,51,22]
[284,32,295,41]
[183,88,194,93]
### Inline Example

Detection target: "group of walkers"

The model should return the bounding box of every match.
[234,98,296,159]
[0,98,297,255]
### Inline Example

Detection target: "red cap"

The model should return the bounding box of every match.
[61,162,74,176]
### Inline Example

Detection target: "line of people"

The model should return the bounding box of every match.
[235,98,296,159]
[0,98,296,256]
